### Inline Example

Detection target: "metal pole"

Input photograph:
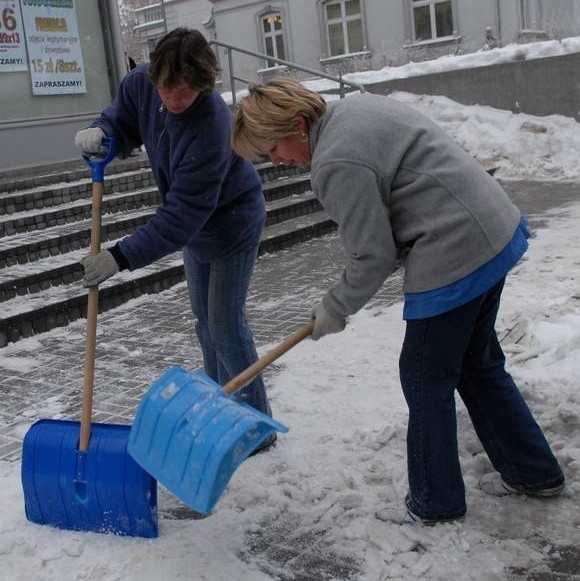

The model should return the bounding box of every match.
[100,0,127,91]
[210,39,365,95]
[495,0,503,46]
[161,0,168,34]
[227,48,236,106]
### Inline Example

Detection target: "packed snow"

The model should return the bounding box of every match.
[1,41,579,581]
[316,35,580,85]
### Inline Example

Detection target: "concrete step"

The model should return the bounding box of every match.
[0,206,153,268]
[0,169,157,216]
[0,187,158,237]
[0,152,332,346]
[0,210,336,347]
[0,161,305,215]
[0,188,318,267]
[0,172,311,238]
[0,154,151,194]
[0,191,322,300]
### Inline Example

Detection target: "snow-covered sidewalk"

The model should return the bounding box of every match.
[1,196,578,581]
[1,93,579,580]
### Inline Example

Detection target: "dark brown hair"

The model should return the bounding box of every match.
[149,28,219,91]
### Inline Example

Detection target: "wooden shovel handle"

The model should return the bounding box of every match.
[79,180,104,452]
[222,321,314,395]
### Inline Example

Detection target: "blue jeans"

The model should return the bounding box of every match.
[183,244,271,416]
[400,278,564,520]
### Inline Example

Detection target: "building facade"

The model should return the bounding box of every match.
[132,0,580,90]
[133,0,213,59]
[4,0,578,171]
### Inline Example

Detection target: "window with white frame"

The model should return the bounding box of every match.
[324,0,364,57]
[262,12,286,67]
[411,0,454,42]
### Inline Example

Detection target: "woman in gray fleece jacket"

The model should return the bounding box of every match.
[232,77,564,524]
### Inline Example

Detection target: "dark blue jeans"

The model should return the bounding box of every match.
[183,244,271,416]
[400,278,564,520]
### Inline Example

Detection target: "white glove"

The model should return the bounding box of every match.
[311,301,346,341]
[81,250,119,287]
[74,127,106,154]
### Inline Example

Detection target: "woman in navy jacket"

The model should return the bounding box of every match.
[75,28,272,425]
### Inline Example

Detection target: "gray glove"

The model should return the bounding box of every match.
[81,250,119,287]
[74,127,106,154]
[311,301,346,341]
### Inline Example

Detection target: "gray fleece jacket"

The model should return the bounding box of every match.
[309,93,521,320]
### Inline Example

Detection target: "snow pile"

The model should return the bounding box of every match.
[391,92,580,181]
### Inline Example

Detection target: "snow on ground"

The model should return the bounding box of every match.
[0,198,578,580]
[1,47,580,580]
[390,92,580,181]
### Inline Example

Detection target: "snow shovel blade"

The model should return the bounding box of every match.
[20,137,157,539]
[128,366,289,515]
[21,419,158,538]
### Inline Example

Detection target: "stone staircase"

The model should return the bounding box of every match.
[0,154,335,347]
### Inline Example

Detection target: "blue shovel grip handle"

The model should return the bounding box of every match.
[82,136,117,182]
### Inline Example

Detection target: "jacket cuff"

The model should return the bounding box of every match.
[108,243,130,271]
[322,293,347,321]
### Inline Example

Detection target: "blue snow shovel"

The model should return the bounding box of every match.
[128,322,314,515]
[21,138,158,538]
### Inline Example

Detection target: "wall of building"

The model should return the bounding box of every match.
[285,0,321,71]
[365,51,580,121]
[164,0,212,32]
[542,0,580,39]
[210,0,289,86]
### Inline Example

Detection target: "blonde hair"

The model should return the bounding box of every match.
[232,77,327,160]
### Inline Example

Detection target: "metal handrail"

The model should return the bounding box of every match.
[209,39,366,106]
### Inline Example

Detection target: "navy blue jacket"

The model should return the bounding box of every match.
[92,64,265,268]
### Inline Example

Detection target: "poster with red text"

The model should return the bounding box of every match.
[20,0,86,95]
[0,1,28,71]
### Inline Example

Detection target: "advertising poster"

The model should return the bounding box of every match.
[20,0,86,95]
[0,1,28,71]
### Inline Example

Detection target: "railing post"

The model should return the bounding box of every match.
[226,48,236,106]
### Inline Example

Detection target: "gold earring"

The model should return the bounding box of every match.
[300,132,309,143]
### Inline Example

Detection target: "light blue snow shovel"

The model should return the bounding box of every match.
[128,322,313,515]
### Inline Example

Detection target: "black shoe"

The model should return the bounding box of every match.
[248,433,277,457]
[479,473,566,497]
[404,494,465,525]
